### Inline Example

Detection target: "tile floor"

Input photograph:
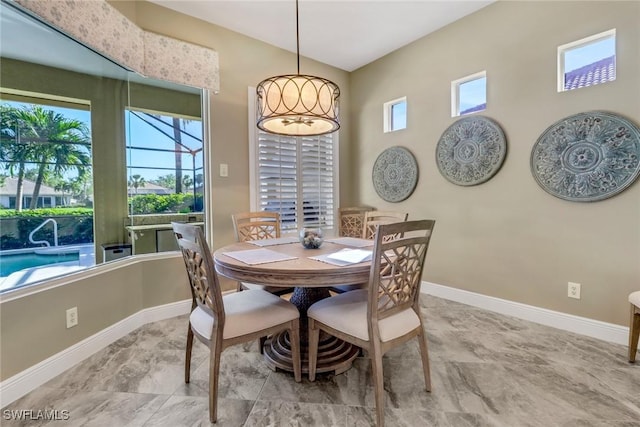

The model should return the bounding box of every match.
[3,296,639,426]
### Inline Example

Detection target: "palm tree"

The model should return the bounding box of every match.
[182,174,193,191]
[1,104,39,211]
[10,106,91,209]
[128,174,146,194]
[2,104,91,209]
[172,117,183,194]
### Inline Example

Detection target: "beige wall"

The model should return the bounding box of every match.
[350,1,640,326]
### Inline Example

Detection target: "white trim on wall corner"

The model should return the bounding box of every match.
[0,299,191,408]
[420,281,629,346]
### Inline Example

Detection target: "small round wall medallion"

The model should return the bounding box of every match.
[372,146,419,203]
[435,116,507,186]
[530,111,640,202]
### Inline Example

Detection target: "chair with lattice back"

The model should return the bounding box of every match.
[308,220,435,427]
[231,211,293,296]
[172,222,301,423]
[338,206,374,238]
[362,210,409,240]
[233,211,281,242]
[330,209,408,294]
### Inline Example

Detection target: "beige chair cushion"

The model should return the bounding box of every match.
[630,291,640,307]
[190,289,299,340]
[307,289,420,342]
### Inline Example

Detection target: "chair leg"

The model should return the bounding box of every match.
[259,336,267,354]
[289,320,302,382]
[185,324,194,383]
[417,326,432,392]
[209,339,222,423]
[308,318,320,381]
[370,342,385,427]
[629,305,640,363]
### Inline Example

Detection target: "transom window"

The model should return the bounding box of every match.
[451,71,486,117]
[558,29,616,92]
[383,97,407,132]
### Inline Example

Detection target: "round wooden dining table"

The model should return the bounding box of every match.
[213,239,371,375]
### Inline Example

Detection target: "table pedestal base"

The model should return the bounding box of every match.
[263,329,360,375]
[263,287,360,375]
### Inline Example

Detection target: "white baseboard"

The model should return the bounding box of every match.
[0,299,191,408]
[2,285,631,408]
[421,282,629,346]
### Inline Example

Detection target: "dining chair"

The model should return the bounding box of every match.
[362,210,409,240]
[308,219,436,427]
[172,222,302,423]
[338,206,374,238]
[231,211,294,297]
[629,291,640,362]
[330,209,408,295]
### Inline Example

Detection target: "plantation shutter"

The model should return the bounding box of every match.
[255,130,335,232]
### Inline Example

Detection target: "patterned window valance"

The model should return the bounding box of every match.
[14,0,220,93]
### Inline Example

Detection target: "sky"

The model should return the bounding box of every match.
[564,36,615,72]
[2,100,204,186]
[125,111,203,183]
[459,77,486,112]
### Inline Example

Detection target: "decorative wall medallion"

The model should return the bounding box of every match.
[531,111,640,202]
[435,116,507,186]
[372,146,418,203]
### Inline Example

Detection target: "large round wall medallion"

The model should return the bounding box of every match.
[372,146,419,203]
[531,111,640,202]
[435,116,507,186]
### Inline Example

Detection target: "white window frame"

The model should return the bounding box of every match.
[248,88,340,235]
[451,70,486,117]
[383,96,407,133]
[557,29,616,92]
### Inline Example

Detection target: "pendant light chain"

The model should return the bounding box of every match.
[296,0,300,75]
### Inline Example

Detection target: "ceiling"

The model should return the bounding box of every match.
[149,0,494,72]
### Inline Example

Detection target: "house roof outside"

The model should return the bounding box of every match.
[128,182,172,195]
[0,177,62,197]
[564,55,615,90]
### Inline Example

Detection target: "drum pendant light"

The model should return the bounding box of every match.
[256,0,340,136]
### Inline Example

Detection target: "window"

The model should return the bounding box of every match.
[383,97,407,132]
[0,98,95,282]
[249,90,338,233]
[125,110,204,215]
[558,29,616,92]
[451,71,486,117]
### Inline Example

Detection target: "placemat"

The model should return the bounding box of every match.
[223,248,297,265]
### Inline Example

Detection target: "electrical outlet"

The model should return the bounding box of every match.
[219,163,229,177]
[66,307,78,328]
[568,282,581,299]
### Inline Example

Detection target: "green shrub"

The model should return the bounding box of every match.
[129,193,203,214]
[0,208,93,218]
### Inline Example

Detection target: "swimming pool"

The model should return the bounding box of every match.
[0,252,80,277]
